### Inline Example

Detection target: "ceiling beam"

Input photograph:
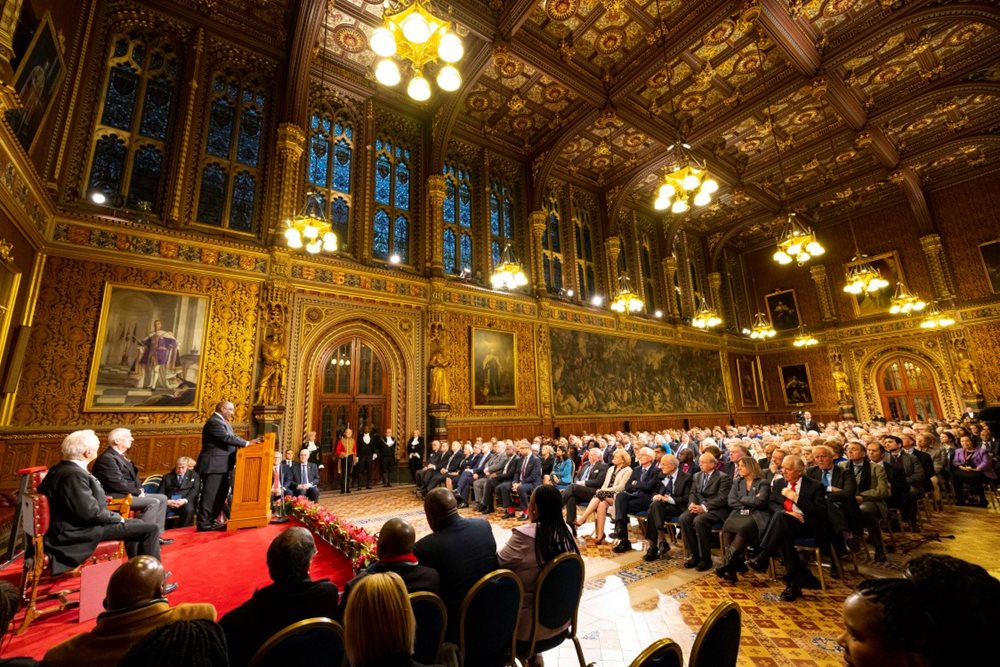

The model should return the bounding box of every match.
[529,108,602,210]
[429,41,494,171]
[282,0,326,126]
[496,0,538,39]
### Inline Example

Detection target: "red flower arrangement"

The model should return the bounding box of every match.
[282,495,377,571]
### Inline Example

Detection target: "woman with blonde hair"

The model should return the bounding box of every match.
[573,449,632,543]
[343,571,442,667]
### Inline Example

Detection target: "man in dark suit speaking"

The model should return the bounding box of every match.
[196,400,261,531]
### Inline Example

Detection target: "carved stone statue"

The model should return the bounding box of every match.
[956,352,981,395]
[256,327,288,406]
[832,362,852,402]
[429,348,450,406]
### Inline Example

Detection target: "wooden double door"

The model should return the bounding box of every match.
[877,356,942,422]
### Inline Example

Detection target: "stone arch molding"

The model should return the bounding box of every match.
[282,298,424,450]
[854,344,961,422]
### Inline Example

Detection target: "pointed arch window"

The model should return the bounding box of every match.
[372,137,411,263]
[306,108,354,249]
[571,194,596,299]
[443,163,473,275]
[542,191,564,292]
[86,32,180,216]
[490,179,515,269]
[195,71,268,233]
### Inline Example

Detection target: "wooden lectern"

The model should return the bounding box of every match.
[228,432,275,531]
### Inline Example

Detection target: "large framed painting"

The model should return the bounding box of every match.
[779,363,814,406]
[5,12,66,151]
[85,285,211,411]
[736,357,759,408]
[471,327,516,408]
[845,251,902,317]
[979,240,1000,294]
[765,288,800,332]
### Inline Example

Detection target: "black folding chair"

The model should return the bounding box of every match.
[459,569,523,667]
[515,552,587,666]
[249,617,345,667]
[688,600,741,667]
[410,591,447,665]
[628,637,683,667]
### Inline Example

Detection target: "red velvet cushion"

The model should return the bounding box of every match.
[33,493,50,536]
[90,541,121,562]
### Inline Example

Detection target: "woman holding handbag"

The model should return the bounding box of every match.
[573,449,632,544]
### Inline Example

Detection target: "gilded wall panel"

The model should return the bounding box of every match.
[11,256,259,427]
[442,312,538,419]
[549,328,727,416]
[758,347,836,413]
[850,339,961,421]
[933,171,1000,301]
[963,321,1000,403]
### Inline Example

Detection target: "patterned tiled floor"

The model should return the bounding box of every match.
[319,486,1000,667]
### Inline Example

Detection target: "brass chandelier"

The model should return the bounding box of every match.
[772,213,824,265]
[747,311,776,339]
[919,302,955,329]
[490,243,528,290]
[888,282,927,315]
[370,0,464,101]
[285,191,338,254]
[611,273,644,314]
[792,326,818,347]
[691,295,722,329]
[843,259,889,295]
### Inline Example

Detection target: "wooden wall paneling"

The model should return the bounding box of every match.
[932,171,1000,302]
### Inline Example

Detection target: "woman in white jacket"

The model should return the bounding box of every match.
[573,449,632,543]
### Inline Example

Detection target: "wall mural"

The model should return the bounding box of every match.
[549,328,727,416]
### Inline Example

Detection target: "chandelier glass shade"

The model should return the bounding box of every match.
[611,274,644,314]
[490,243,528,290]
[284,191,337,254]
[772,213,824,265]
[371,1,464,101]
[919,303,955,329]
[654,164,719,213]
[793,327,818,347]
[748,311,776,339]
[691,297,722,329]
[843,259,889,295]
[889,282,927,315]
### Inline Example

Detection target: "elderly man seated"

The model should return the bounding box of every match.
[157,456,200,528]
[38,430,163,576]
[43,556,215,666]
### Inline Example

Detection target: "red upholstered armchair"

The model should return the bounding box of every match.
[18,470,127,634]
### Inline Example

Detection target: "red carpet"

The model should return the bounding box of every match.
[1,521,355,660]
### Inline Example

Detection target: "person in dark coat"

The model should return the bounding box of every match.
[92,428,169,543]
[406,430,425,483]
[196,401,260,531]
[641,454,692,561]
[37,430,160,575]
[219,527,340,666]
[356,426,375,490]
[612,447,664,553]
[376,427,398,487]
[561,447,609,530]
[414,488,498,642]
[158,456,200,527]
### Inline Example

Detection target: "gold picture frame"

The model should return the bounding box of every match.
[471,327,516,408]
[765,288,800,332]
[978,239,1000,294]
[0,246,21,371]
[844,251,903,318]
[778,363,814,406]
[85,284,211,411]
[736,357,759,408]
[5,12,66,152]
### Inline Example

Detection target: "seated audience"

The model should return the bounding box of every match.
[417,441,462,497]
[715,457,770,583]
[612,447,662,553]
[849,442,889,563]
[219,527,340,666]
[498,485,580,662]
[642,454,691,561]
[500,441,542,520]
[43,556,216,667]
[92,427,170,544]
[158,456,200,527]
[560,447,608,533]
[748,455,826,601]
[414,440,444,494]
[679,452,732,572]
[270,449,291,502]
[38,429,161,575]
[341,518,440,615]
[119,619,229,667]
[951,434,996,506]
[881,435,924,530]
[344,572,442,667]
[290,447,321,502]
[573,449,632,543]
[414,488,498,642]
[478,441,517,513]
[806,444,859,551]
[454,441,493,507]
[547,445,574,489]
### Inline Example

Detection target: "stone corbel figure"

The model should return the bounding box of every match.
[429,348,450,406]
[256,327,288,406]
[956,351,981,396]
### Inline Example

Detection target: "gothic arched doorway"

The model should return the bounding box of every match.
[877,356,942,422]
[314,336,389,453]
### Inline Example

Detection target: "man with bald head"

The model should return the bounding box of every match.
[196,400,261,531]
[679,452,732,571]
[340,518,440,614]
[43,556,216,666]
[414,487,498,641]
[219,527,340,665]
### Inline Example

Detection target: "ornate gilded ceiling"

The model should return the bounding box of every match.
[309,0,1000,248]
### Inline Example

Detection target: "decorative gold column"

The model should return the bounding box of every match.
[0,0,24,84]
[269,123,306,244]
[708,271,722,311]
[0,248,44,425]
[529,209,547,298]
[662,256,678,319]
[165,28,205,226]
[427,305,450,441]
[920,234,956,303]
[427,174,446,277]
[810,264,838,323]
[605,236,621,295]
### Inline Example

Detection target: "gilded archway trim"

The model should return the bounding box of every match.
[855,344,961,422]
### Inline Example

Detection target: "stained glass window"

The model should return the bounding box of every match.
[371,136,412,263]
[195,71,267,232]
[489,178,515,275]
[306,107,354,250]
[542,190,564,292]
[87,32,180,216]
[572,193,596,298]
[196,164,226,227]
[443,163,474,276]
